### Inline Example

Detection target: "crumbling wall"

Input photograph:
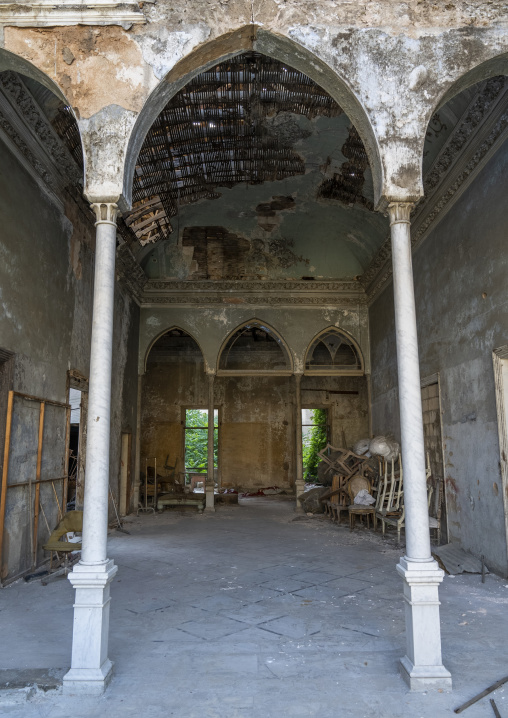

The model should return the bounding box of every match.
[0,134,139,582]
[369,139,508,576]
[140,334,369,491]
[301,375,369,450]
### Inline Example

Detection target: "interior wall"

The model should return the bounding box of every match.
[301,375,369,449]
[0,135,139,582]
[369,138,508,576]
[141,351,369,490]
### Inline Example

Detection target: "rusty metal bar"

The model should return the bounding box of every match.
[32,402,45,568]
[0,390,14,582]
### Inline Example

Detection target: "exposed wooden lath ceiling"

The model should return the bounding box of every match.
[125,52,345,247]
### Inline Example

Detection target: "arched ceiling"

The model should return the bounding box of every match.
[10,62,505,289]
[127,51,387,281]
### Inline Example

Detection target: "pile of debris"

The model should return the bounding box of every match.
[298,436,400,514]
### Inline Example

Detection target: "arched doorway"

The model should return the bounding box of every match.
[141,327,213,499]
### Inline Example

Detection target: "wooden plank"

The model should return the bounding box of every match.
[63,405,71,513]
[32,402,45,568]
[0,390,14,582]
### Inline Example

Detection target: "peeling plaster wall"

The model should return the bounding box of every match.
[369,138,508,576]
[139,305,370,376]
[3,8,508,203]
[0,135,139,582]
[141,355,368,491]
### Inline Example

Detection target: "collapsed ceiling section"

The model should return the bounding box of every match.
[126,52,346,247]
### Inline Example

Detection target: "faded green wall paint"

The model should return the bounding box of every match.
[369,138,508,576]
[0,136,139,581]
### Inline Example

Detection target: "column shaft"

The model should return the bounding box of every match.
[294,373,305,511]
[81,207,117,565]
[390,203,431,562]
[206,372,215,511]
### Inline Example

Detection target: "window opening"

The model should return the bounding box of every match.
[184,409,218,489]
[302,408,329,482]
[219,322,291,372]
[67,387,81,510]
[306,330,361,373]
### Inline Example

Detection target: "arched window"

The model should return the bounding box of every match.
[218,321,292,373]
[146,327,203,368]
[305,328,363,374]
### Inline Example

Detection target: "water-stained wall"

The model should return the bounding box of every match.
[0,135,139,583]
[369,139,508,576]
[141,331,369,490]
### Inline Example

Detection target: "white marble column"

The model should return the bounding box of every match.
[63,202,119,695]
[389,201,451,690]
[294,373,305,512]
[205,370,215,512]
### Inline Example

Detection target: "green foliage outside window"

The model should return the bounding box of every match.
[185,409,218,472]
[302,409,328,481]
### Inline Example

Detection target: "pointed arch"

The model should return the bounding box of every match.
[217,319,293,375]
[304,327,364,376]
[121,25,383,209]
[144,326,205,373]
[419,52,508,168]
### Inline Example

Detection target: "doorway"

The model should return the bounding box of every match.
[183,408,218,489]
[421,375,448,543]
[493,346,508,563]
[67,372,88,511]
[302,408,329,482]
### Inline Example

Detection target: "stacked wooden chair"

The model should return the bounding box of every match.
[376,454,437,544]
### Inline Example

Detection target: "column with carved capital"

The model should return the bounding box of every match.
[388,201,451,690]
[294,372,305,512]
[205,370,216,512]
[64,202,119,695]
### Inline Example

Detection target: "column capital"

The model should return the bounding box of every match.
[387,201,414,226]
[90,202,120,227]
[206,368,216,378]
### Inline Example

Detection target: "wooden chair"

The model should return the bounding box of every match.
[378,456,435,544]
[321,474,349,523]
[347,475,376,531]
[42,510,82,583]
[375,457,403,532]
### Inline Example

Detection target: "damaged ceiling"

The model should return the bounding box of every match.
[131,51,387,281]
[10,62,505,286]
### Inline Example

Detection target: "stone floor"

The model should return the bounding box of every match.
[1,496,508,717]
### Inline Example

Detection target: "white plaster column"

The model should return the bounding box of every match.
[205,370,215,512]
[64,202,119,695]
[294,373,305,512]
[388,201,451,690]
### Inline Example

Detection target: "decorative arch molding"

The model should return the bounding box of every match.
[304,326,364,376]
[0,49,85,192]
[217,319,294,376]
[0,47,71,105]
[143,325,205,374]
[415,53,508,181]
[121,25,383,209]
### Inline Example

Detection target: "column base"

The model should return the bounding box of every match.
[295,480,305,513]
[399,656,452,691]
[396,556,451,691]
[205,485,215,512]
[64,559,117,695]
[63,659,114,696]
